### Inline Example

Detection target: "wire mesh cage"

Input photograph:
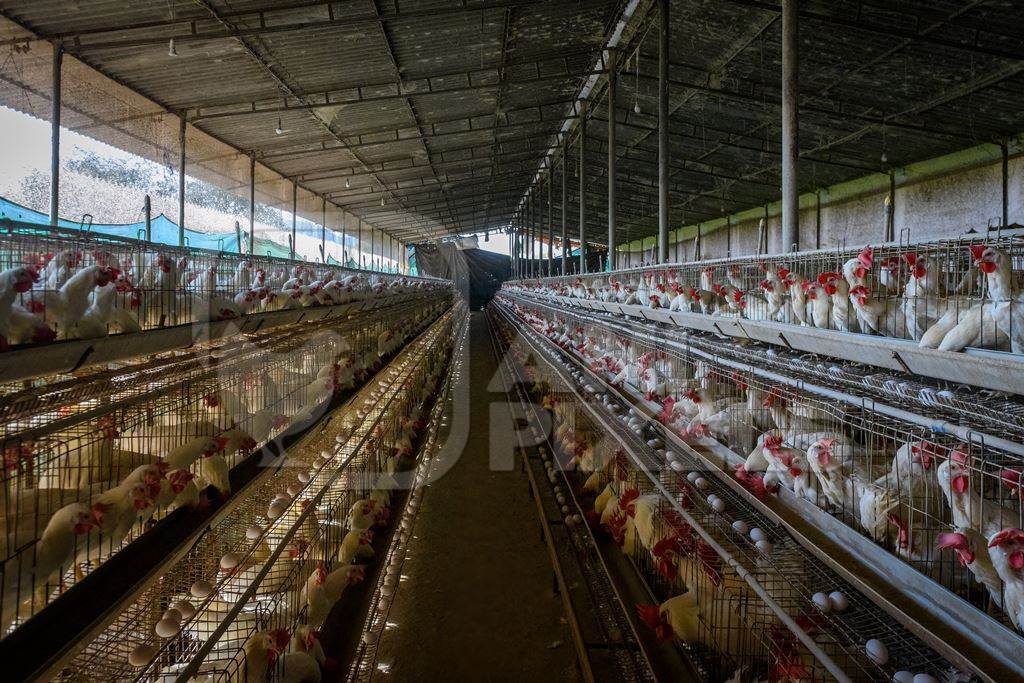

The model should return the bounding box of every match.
[509,233,1024,354]
[0,220,441,357]
[0,287,450,645]
[47,305,459,682]
[495,296,1009,681]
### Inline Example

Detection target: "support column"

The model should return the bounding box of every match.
[578,101,588,274]
[1002,140,1009,227]
[547,170,553,276]
[658,0,670,262]
[341,212,347,265]
[358,219,364,268]
[781,0,800,253]
[607,48,617,271]
[49,44,63,227]
[290,182,297,259]
[530,193,536,278]
[143,195,152,242]
[320,198,327,262]
[248,154,256,255]
[561,144,568,276]
[178,114,187,245]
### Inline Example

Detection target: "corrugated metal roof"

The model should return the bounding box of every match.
[0,0,1021,243]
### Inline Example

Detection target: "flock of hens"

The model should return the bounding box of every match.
[497,240,1024,679]
[0,248,433,349]
[512,243,1022,353]
[0,249,448,681]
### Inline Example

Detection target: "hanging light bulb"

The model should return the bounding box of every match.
[381,195,386,206]
[345,178,351,189]
[881,150,888,164]
[168,38,178,57]
[275,118,284,135]
[633,101,641,115]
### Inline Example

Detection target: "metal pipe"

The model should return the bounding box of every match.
[815,189,822,249]
[607,48,617,271]
[321,198,327,263]
[248,154,256,255]
[781,0,799,253]
[547,171,553,276]
[290,182,297,259]
[143,194,152,242]
[358,219,364,268]
[235,220,241,254]
[658,0,669,263]
[341,212,347,265]
[1002,140,1009,227]
[579,102,587,274]
[178,114,186,245]
[561,142,568,276]
[887,172,896,242]
[49,44,63,227]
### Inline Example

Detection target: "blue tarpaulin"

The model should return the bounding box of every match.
[0,195,294,258]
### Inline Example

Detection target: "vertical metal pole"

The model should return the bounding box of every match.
[726,216,732,257]
[320,198,327,262]
[547,170,553,276]
[607,48,617,271]
[290,182,297,259]
[143,195,152,242]
[578,102,588,274]
[1002,140,1009,227]
[529,193,535,278]
[341,212,347,266]
[49,44,63,227]
[235,220,242,254]
[815,190,822,249]
[561,143,568,276]
[887,171,896,242]
[658,0,670,263]
[781,0,799,253]
[178,114,187,244]
[248,154,256,255]
[358,219,364,268]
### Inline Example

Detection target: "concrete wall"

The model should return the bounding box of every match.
[617,137,1024,263]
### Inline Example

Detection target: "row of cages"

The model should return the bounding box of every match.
[506,233,1024,354]
[61,307,458,682]
[501,295,1024,647]
[0,292,451,643]
[489,303,963,683]
[0,221,443,349]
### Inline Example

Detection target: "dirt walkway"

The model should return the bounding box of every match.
[368,312,580,681]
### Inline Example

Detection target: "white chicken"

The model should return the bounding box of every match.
[987,528,1024,631]
[303,561,366,624]
[0,502,95,631]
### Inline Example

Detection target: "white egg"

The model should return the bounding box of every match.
[267,502,286,519]
[219,552,240,570]
[380,584,395,597]
[245,524,263,541]
[865,639,889,665]
[731,520,749,535]
[287,485,301,497]
[711,498,726,513]
[190,580,213,599]
[361,630,379,645]
[892,672,914,683]
[273,493,290,504]
[687,472,701,483]
[172,600,196,620]
[162,608,182,623]
[755,540,773,554]
[566,516,577,526]
[749,527,767,542]
[561,505,569,514]
[828,591,848,612]
[670,461,685,472]
[128,644,157,667]
[556,495,566,505]
[694,477,709,490]
[811,593,831,613]
[155,617,181,638]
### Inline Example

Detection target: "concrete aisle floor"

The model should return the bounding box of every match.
[369,312,580,682]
